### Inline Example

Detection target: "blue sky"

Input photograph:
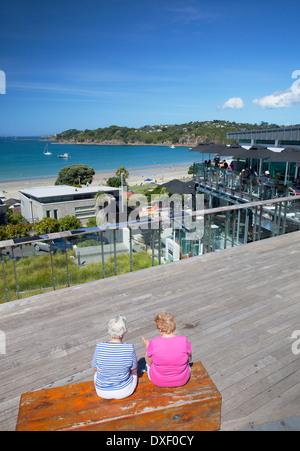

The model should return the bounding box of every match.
[0,0,300,136]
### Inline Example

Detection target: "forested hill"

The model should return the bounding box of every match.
[54,120,284,146]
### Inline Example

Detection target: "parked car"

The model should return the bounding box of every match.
[34,238,73,254]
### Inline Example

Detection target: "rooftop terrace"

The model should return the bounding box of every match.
[0,231,300,431]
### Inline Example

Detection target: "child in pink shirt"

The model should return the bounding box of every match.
[142,310,192,388]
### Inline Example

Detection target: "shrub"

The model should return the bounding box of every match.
[33,217,60,234]
[77,239,99,247]
[59,215,82,231]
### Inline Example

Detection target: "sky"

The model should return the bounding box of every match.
[0,0,300,136]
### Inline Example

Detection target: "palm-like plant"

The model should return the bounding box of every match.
[116,166,129,181]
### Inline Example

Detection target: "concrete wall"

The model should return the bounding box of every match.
[20,194,96,226]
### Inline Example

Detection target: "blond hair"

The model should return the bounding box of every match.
[154,310,176,334]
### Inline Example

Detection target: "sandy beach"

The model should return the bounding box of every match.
[0,165,192,201]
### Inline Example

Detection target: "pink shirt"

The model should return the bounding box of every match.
[147,335,192,387]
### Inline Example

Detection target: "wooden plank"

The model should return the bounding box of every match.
[0,231,299,430]
[15,361,222,431]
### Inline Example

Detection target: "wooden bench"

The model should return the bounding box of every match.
[15,361,222,431]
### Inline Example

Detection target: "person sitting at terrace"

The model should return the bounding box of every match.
[141,310,192,388]
[92,315,138,399]
[289,177,300,195]
[229,160,236,170]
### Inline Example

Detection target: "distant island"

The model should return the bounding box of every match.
[54,120,291,146]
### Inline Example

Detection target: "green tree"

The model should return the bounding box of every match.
[55,164,95,186]
[59,215,82,231]
[86,217,97,227]
[116,166,129,181]
[0,226,9,240]
[6,223,32,239]
[106,176,123,188]
[33,217,60,234]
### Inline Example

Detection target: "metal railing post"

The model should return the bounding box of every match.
[158,219,162,265]
[282,201,288,234]
[257,206,263,241]
[12,257,20,299]
[272,204,278,237]
[244,210,249,244]
[231,210,236,247]
[113,229,117,275]
[1,259,9,302]
[253,207,258,241]
[101,232,105,278]
[64,238,70,287]
[50,250,56,290]
[151,230,155,267]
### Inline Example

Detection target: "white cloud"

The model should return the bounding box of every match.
[253,75,300,109]
[219,97,244,110]
[165,2,220,23]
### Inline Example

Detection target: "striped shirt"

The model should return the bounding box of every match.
[92,342,137,391]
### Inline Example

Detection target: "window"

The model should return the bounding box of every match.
[46,210,51,218]
[75,212,95,218]
[53,210,58,220]
[75,205,95,211]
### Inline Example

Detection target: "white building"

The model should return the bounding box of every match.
[19,185,120,226]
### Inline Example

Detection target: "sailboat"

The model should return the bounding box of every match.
[43,144,52,155]
[58,153,71,159]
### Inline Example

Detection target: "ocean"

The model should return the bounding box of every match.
[0,138,201,183]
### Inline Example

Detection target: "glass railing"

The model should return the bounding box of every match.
[1,196,299,303]
[193,164,293,200]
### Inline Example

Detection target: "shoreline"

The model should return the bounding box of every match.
[0,164,192,200]
[52,140,195,147]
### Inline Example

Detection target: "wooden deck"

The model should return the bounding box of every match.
[0,231,300,431]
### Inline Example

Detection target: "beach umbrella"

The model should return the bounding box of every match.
[144,178,152,182]
[265,151,300,163]
[160,179,198,211]
[227,142,246,150]
[231,145,274,160]
[189,142,231,155]
[281,147,300,154]
[227,145,276,175]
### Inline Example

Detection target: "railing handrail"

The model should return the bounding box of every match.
[0,195,298,250]
[195,194,295,215]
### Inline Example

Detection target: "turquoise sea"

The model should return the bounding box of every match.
[0,138,201,182]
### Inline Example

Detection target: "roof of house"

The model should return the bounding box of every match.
[19,185,120,200]
[4,198,20,206]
